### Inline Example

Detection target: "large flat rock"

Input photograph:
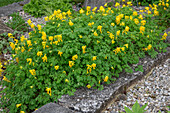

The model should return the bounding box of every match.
[33,28,170,113]
[0,0,30,17]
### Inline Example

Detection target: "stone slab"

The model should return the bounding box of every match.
[32,103,80,113]
[0,0,30,17]
[34,28,170,113]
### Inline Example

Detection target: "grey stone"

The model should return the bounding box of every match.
[32,103,78,113]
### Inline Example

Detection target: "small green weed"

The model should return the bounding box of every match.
[5,12,29,32]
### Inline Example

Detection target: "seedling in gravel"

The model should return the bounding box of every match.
[5,12,29,32]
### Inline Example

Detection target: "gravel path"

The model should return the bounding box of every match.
[103,59,170,113]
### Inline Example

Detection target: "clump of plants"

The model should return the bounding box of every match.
[0,1,169,113]
[5,12,29,32]
[23,0,73,18]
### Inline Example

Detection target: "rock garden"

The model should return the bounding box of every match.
[0,0,170,113]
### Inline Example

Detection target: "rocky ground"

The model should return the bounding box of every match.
[102,59,170,113]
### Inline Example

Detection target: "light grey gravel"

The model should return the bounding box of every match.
[103,59,170,113]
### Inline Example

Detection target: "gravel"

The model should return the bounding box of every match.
[103,59,170,113]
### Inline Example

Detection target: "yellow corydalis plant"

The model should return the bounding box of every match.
[69,61,74,68]
[97,25,102,33]
[16,104,21,108]
[46,87,51,96]
[3,76,11,82]
[92,56,97,61]
[54,65,59,70]
[58,51,63,57]
[72,54,78,60]
[69,20,73,26]
[29,69,36,76]
[37,51,43,57]
[42,54,47,62]
[82,45,86,53]
[104,76,109,82]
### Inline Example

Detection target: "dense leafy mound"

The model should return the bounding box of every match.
[23,0,73,17]
[1,1,169,113]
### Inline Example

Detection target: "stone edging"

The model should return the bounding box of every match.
[33,28,170,113]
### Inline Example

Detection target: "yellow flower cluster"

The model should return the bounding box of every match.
[29,69,36,75]
[46,87,51,96]
[161,32,167,40]
[113,44,128,55]
[86,63,96,74]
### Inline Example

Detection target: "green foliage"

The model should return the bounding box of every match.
[0,32,11,54]
[0,1,169,113]
[124,101,148,113]
[23,0,73,18]
[0,0,24,7]
[135,65,144,72]
[5,12,29,32]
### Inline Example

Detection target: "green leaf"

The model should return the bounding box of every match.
[132,101,140,112]
[124,106,133,113]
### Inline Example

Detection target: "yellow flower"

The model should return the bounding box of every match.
[124,44,128,48]
[166,3,169,7]
[79,35,82,38]
[31,23,35,28]
[42,54,47,62]
[148,10,151,14]
[69,20,74,26]
[130,16,133,20]
[37,51,43,57]
[115,2,120,7]
[92,7,97,12]
[26,58,32,65]
[97,25,102,33]
[67,10,71,16]
[8,33,12,38]
[111,23,115,26]
[125,16,129,20]
[20,35,25,42]
[46,87,51,96]
[147,44,152,50]
[27,40,32,47]
[42,41,46,49]
[79,9,84,14]
[113,47,121,54]
[145,7,149,10]
[104,76,109,82]
[49,36,53,41]
[141,20,146,26]
[133,11,138,16]
[72,54,78,60]
[9,42,15,50]
[91,63,96,69]
[87,85,91,88]
[116,16,121,25]
[86,6,91,11]
[121,47,125,51]
[134,18,139,24]
[29,69,36,75]
[120,22,125,26]
[58,51,63,57]
[82,45,86,53]
[104,3,107,7]
[125,26,129,32]
[44,16,48,21]
[164,7,166,10]
[30,86,33,88]
[116,30,120,36]
[20,111,25,113]
[140,26,145,34]
[127,1,132,5]
[16,57,19,63]
[88,22,94,27]
[69,61,74,68]
[97,40,100,44]
[122,0,125,2]
[3,76,11,82]
[112,40,115,44]
[54,65,59,70]
[161,32,167,40]
[154,10,159,16]
[20,66,23,69]
[138,14,143,19]
[94,31,98,36]
[105,56,107,59]
[99,6,105,12]
[92,56,97,61]
[27,19,32,25]
[65,79,69,82]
